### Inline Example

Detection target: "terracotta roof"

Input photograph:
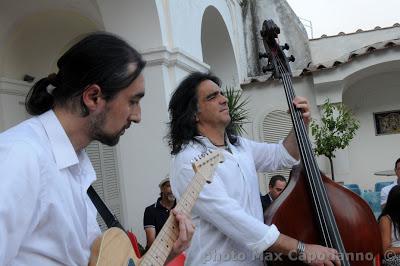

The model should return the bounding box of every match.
[301,38,400,76]
[313,23,400,39]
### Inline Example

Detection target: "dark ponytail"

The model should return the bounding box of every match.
[25,32,146,116]
[25,74,57,115]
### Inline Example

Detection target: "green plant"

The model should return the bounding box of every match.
[223,86,250,136]
[310,100,360,181]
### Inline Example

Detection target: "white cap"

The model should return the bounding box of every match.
[159,175,170,188]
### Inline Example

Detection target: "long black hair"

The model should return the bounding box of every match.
[167,72,237,155]
[379,185,400,240]
[25,32,146,116]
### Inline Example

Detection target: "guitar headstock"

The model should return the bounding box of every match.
[192,150,224,183]
[259,19,295,78]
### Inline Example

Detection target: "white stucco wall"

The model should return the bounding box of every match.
[242,75,329,188]
[1,11,99,81]
[167,0,245,82]
[0,79,31,131]
[309,26,400,64]
[343,71,400,189]
[202,6,239,87]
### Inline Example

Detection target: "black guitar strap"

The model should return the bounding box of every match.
[87,185,125,231]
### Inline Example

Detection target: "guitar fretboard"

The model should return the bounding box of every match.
[140,171,207,266]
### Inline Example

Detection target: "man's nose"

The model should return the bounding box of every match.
[130,105,141,123]
[220,94,228,104]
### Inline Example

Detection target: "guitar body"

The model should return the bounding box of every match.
[89,227,139,266]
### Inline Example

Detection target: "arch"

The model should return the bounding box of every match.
[96,0,164,51]
[201,5,239,88]
[342,59,400,96]
[313,49,400,107]
[0,9,101,80]
[342,66,400,189]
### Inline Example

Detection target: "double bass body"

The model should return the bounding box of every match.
[264,166,382,265]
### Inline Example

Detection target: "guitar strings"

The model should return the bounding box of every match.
[277,58,345,254]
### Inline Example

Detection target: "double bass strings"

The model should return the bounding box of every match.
[274,55,350,265]
[275,58,333,247]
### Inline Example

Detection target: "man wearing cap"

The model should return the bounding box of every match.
[143,176,177,250]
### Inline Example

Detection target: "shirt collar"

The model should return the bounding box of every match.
[156,197,176,210]
[194,134,233,149]
[267,193,273,202]
[38,110,79,170]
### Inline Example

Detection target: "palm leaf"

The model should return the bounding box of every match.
[223,86,250,136]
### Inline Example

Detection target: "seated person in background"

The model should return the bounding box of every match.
[379,185,400,266]
[260,175,287,212]
[144,176,177,250]
[381,158,400,209]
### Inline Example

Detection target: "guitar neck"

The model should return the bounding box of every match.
[140,171,207,266]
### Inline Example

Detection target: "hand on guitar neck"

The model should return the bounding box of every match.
[164,209,195,263]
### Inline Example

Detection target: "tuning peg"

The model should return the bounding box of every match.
[288,55,295,62]
[258,52,268,59]
[281,43,289,51]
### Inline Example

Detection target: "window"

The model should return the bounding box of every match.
[262,110,292,180]
[86,141,122,232]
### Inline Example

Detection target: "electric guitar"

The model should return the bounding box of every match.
[88,150,224,266]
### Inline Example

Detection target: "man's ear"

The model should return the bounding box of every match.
[82,84,103,111]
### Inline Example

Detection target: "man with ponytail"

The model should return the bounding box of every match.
[0,32,193,265]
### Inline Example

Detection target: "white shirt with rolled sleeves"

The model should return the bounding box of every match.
[0,110,101,265]
[170,136,298,265]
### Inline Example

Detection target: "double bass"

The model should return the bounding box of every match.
[260,20,382,266]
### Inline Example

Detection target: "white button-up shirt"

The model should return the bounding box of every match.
[0,110,101,265]
[170,136,298,265]
[380,181,397,205]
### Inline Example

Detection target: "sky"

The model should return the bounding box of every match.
[286,0,400,39]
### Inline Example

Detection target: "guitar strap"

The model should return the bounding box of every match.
[87,185,125,231]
